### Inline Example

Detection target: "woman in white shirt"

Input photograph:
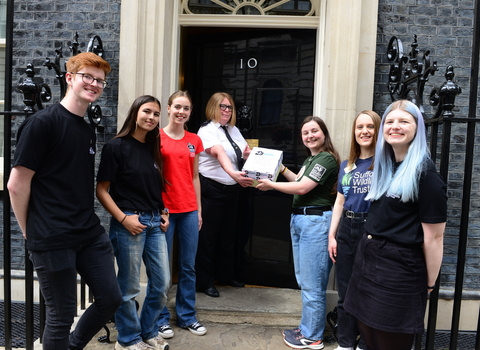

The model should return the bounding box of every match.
[195,92,253,298]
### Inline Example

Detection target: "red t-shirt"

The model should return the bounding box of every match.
[160,129,204,213]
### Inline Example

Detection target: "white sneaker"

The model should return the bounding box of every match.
[183,321,207,336]
[333,347,354,350]
[115,341,156,350]
[158,325,174,339]
[144,333,170,350]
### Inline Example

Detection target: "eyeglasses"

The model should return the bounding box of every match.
[69,72,107,89]
[219,104,233,112]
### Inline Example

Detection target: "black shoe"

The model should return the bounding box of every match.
[220,279,245,288]
[203,286,219,297]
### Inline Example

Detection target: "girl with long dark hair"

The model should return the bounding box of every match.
[97,95,170,350]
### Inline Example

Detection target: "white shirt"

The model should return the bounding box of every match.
[197,121,247,185]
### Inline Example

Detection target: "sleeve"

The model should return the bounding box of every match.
[305,153,338,185]
[96,142,120,183]
[194,133,204,154]
[337,160,348,194]
[13,117,50,171]
[197,123,220,150]
[418,162,447,223]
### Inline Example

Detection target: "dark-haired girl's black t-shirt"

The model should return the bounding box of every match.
[97,136,164,212]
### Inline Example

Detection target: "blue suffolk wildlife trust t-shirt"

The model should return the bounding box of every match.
[337,157,373,213]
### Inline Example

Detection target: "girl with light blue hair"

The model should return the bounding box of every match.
[366,100,428,202]
[343,100,447,350]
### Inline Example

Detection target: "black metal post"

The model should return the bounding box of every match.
[451,0,480,349]
[25,241,35,350]
[3,0,15,348]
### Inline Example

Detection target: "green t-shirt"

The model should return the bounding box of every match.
[292,152,338,208]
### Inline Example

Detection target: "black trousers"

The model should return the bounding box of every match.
[196,175,240,289]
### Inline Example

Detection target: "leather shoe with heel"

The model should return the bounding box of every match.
[203,286,219,297]
[220,279,245,288]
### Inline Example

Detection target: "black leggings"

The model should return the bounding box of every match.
[358,320,415,350]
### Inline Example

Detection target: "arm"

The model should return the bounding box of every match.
[96,181,147,235]
[328,192,345,263]
[207,144,254,187]
[256,175,318,195]
[193,154,203,230]
[7,166,35,238]
[278,164,298,182]
[422,222,445,290]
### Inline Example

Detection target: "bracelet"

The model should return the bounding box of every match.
[120,215,127,224]
[281,166,288,175]
[427,284,435,289]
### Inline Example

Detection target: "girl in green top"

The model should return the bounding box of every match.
[257,116,340,350]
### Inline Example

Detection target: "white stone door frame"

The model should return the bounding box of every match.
[117,0,379,157]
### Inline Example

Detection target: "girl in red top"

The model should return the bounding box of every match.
[157,91,207,337]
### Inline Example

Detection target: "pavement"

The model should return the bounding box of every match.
[38,285,341,350]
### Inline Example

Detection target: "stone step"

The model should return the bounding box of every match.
[166,285,303,327]
[167,285,339,328]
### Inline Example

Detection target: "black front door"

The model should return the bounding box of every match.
[182,28,316,288]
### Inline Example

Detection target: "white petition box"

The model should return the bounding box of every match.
[242,147,283,183]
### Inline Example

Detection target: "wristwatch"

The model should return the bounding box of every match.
[161,208,169,216]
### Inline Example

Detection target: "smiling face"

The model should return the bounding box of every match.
[167,96,192,126]
[136,101,161,134]
[301,120,325,155]
[218,97,233,126]
[355,113,376,150]
[383,108,417,157]
[66,66,106,105]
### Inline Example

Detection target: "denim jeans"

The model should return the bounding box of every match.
[29,233,122,350]
[290,210,333,341]
[157,210,199,328]
[110,210,170,346]
[336,216,366,348]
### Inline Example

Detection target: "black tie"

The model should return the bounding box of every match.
[221,125,244,170]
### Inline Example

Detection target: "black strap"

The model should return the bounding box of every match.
[221,125,244,170]
[343,209,368,219]
[292,206,332,215]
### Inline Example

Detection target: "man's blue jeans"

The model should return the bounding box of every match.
[110,210,170,346]
[29,233,122,350]
[157,210,199,328]
[290,211,333,341]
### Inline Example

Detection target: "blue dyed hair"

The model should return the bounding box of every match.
[365,100,429,202]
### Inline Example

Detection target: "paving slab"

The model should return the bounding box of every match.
[34,285,340,350]
[85,322,339,350]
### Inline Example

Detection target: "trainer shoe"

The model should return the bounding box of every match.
[158,325,174,339]
[114,341,155,350]
[144,333,170,350]
[333,347,354,350]
[282,327,301,338]
[283,331,324,349]
[183,321,207,336]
